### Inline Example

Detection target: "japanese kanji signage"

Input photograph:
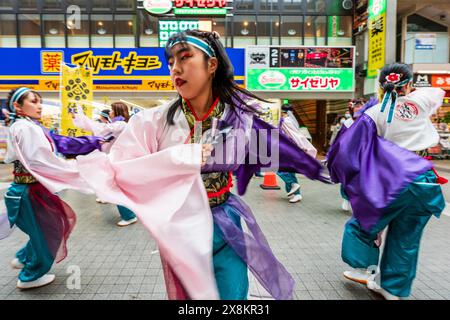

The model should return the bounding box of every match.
[70,50,162,74]
[140,0,231,16]
[60,64,93,137]
[245,46,355,92]
[41,51,63,74]
[0,48,244,92]
[173,0,228,15]
[367,0,386,78]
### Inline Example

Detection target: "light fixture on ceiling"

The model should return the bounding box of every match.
[241,28,249,35]
[243,21,248,27]
[49,28,58,35]
[337,30,345,36]
[144,28,154,35]
[97,28,106,35]
[342,0,353,10]
[288,29,296,36]
[128,21,133,26]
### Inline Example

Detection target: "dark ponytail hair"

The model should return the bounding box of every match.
[382,82,396,93]
[164,29,268,125]
[378,63,413,123]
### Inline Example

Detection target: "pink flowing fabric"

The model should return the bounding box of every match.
[160,251,190,300]
[29,183,76,263]
[76,108,219,300]
[72,107,126,153]
[9,120,93,195]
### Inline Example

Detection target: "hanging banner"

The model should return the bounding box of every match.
[367,0,386,78]
[60,64,93,137]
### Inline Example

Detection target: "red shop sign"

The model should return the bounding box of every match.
[174,0,227,8]
[432,75,450,89]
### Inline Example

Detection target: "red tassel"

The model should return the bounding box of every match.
[432,168,448,185]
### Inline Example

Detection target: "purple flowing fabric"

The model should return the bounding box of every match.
[327,114,432,232]
[202,105,327,195]
[212,194,295,300]
[0,211,15,240]
[49,131,103,157]
[111,116,125,123]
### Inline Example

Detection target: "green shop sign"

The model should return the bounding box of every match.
[247,69,354,91]
[246,46,355,92]
[159,20,199,47]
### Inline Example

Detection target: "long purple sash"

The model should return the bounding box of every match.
[212,194,295,300]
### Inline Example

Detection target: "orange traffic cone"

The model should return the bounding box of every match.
[260,172,281,190]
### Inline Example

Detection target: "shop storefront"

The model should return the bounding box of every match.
[0,0,357,151]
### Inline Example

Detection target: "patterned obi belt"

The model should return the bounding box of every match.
[204,171,234,207]
[13,161,37,184]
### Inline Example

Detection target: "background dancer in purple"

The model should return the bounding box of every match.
[328,63,446,300]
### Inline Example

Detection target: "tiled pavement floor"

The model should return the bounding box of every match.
[1,164,450,300]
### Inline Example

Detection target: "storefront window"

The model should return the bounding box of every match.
[235,0,254,11]
[259,0,279,11]
[115,14,136,47]
[91,14,113,47]
[19,14,41,47]
[0,0,14,10]
[257,15,280,45]
[139,11,158,47]
[304,15,325,45]
[226,17,232,47]
[115,0,136,11]
[67,14,89,47]
[283,0,303,11]
[18,0,38,10]
[233,15,256,48]
[67,0,87,11]
[43,0,62,10]
[91,0,112,11]
[306,0,325,13]
[212,18,228,47]
[43,14,65,48]
[281,15,303,45]
[407,14,448,32]
[327,16,352,46]
[0,14,17,47]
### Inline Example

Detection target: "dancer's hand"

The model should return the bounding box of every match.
[201,144,213,166]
